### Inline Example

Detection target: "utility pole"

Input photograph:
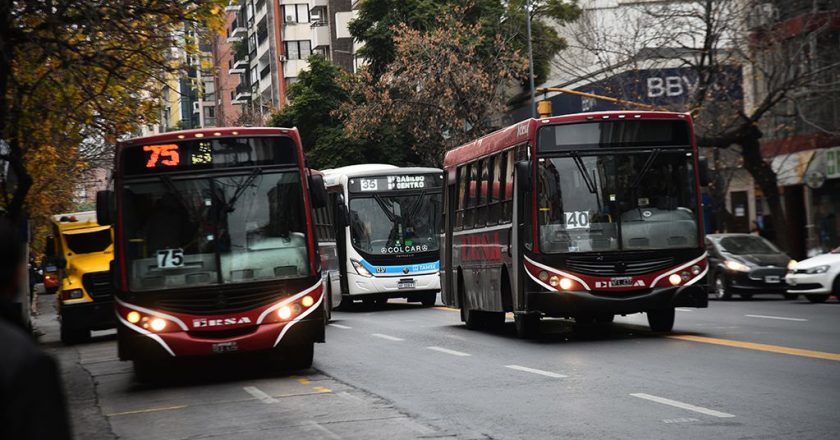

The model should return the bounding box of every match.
[525,0,536,119]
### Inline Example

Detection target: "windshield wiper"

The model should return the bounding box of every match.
[570,151,598,194]
[630,149,661,190]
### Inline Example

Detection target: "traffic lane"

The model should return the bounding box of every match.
[618,297,840,354]
[324,304,840,439]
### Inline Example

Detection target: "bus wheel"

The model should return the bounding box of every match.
[282,343,314,370]
[514,313,540,339]
[420,292,437,307]
[60,326,89,344]
[483,312,505,330]
[647,308,675,332]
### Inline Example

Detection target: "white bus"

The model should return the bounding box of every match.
[315,164,443,308]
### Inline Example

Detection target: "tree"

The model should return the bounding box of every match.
[349,0,580,86]
[549,0,840,252]
[0,1,225,223]
[343,10,528,166]
[271,55,421,168]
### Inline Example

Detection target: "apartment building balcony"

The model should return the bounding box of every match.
[226,25,247,42]
[224,1,241,12]
[308,0,328,11]
[231,83,252,104]
[284,59,309,79]
[311,23,330,49]
[230,58,248,75]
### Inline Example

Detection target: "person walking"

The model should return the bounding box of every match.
[0,218,72,440]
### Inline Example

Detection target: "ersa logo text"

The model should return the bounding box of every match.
[594,278,646,289]
[193,317,252,328]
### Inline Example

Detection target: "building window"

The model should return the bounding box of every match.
[282,4,310,24]
[284,40,311,60]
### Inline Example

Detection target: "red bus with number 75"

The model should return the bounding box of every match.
[96,127,329,379]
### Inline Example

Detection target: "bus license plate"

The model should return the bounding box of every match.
[610,276,632,287]
[397,279,416,289]
[212,342,239,353]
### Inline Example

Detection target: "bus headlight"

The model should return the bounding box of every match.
[668,273,682,285]
[149,318,167,332]
[351,259,372,277]
[301,295,314,307]
[278,306,293,320]
[549,275,573,290]
[691,265,701,275]
[127,311,141,324]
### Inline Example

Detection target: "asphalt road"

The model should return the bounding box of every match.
[36,293,840,439]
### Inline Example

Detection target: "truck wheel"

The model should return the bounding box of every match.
[420,292,437,307]
[647,308,675,332]
[514,313,540,339]
[806,294,829,303]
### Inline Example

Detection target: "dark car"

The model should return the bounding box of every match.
[705,233,796,300]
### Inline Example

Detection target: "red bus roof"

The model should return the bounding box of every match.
[118,126,301,150]
[443,111,692,169]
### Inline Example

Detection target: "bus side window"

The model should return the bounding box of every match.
[464,162,478,229]
[488,153,503,226]
[501,150,515,223]
[456,166,467,230]
[475,159,490,228]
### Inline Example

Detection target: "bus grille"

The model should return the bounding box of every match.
[566,257,675,276]
[155,288,285,315]
[82,271,113,300]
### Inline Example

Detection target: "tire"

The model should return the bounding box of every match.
[714,274,732,300]
[806,294,829,303]
[324,282,333,323]
[283,343,314,370]
[420,292,437,307]
[595,314,615,324]
[514,313,540,339]
[60,326,90,345]
[374,297,388,306]
[783,292,799,300]
[482,312,506,330]
[740,293,753,300]
[647,308,675,332]
[833,276,840,300]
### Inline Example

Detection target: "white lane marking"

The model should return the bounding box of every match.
[745,314,807,322]
[630,393,735,418]
[426,346,471,357]
[505,365,567,378]
[243,386,278,404]
[302,421,342,439]
[329,323,352,329]
[675,308,695,312]
[371,333,404,341]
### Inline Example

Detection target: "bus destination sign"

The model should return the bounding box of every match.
[350,174,442,193]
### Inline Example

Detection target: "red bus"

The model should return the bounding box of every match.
[441,111,708,338]
[96,127,328,377]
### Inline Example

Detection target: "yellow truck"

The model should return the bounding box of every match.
[46,211,115,343]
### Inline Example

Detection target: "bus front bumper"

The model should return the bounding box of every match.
[60,300,116,331]
[117,314,324,361]
[347,272,440,296]
[528,284,707,318]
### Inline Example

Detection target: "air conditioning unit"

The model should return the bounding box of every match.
[279,54,287,62]
[286,15,295,23]
[192,102,201,113]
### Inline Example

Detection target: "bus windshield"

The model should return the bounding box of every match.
[536,150,698,253]
[121,170,309,291]
[348,191,442,256]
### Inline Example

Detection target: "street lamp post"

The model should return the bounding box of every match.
[526,0,536,119]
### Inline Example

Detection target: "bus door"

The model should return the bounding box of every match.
[441,173,457,305]
[334,193,351,297]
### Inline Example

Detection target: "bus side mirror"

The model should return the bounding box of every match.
[336,202,350,228]
[698,158,710,187]
[96,190,114,226]
[309,174,327,209]
[515,160,531,193]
